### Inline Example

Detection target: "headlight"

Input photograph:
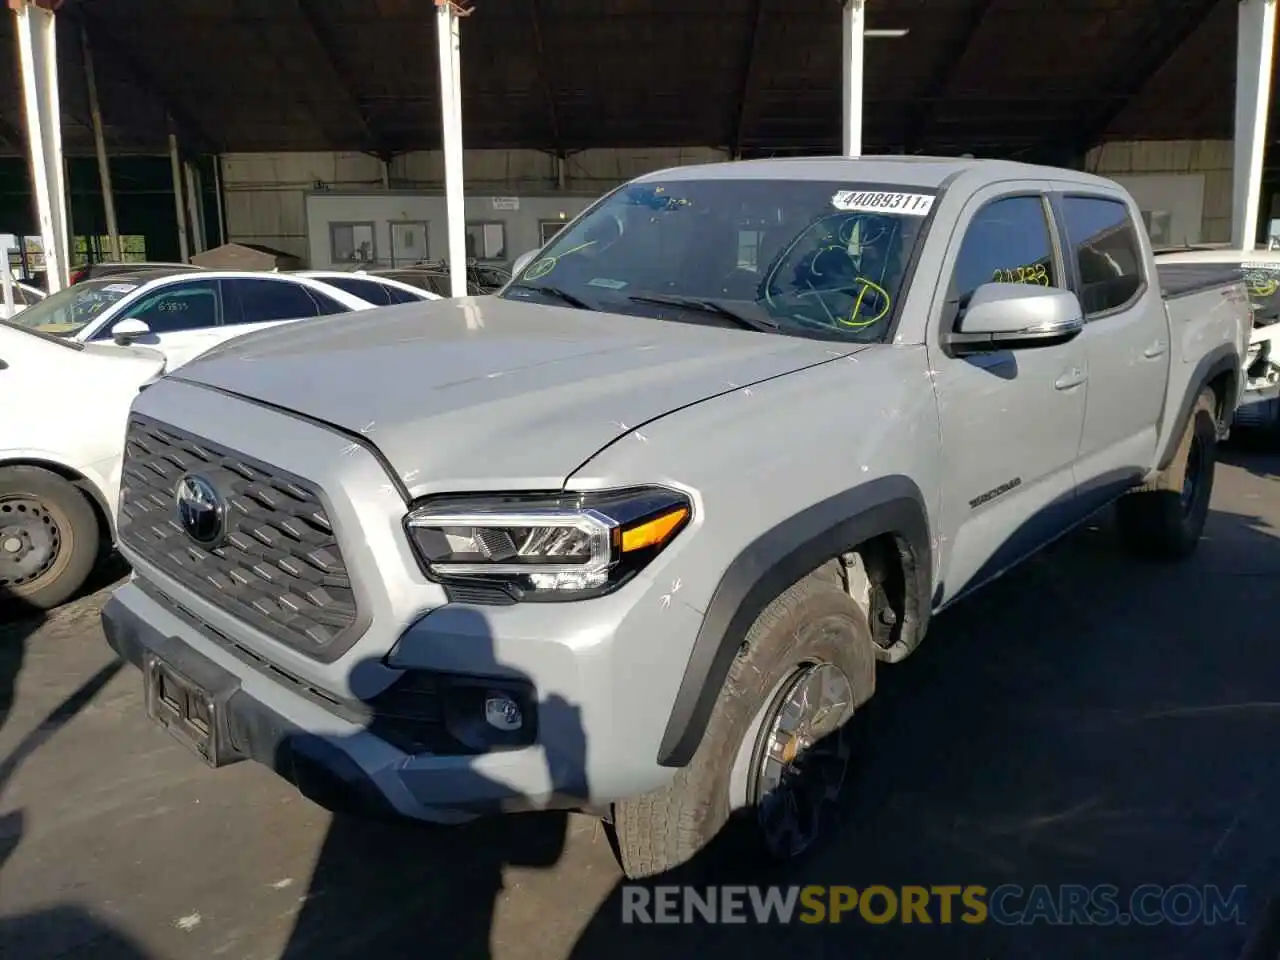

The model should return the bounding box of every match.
[404,486,692,601]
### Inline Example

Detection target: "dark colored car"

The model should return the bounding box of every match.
[369,261,510,297]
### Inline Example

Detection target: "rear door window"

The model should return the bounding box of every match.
[1059,196,1145,318]
[222,278,349,324]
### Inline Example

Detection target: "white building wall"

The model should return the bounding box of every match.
[1085,140,1234,244]
[220,147,730,267]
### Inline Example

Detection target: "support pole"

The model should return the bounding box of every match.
[841,0,866,157]
[437,1,468,298]
[184,160,205,254]
[212,154,227,245]
[81,25,119,262]
[13,0,69,291]
[169,131,190,261]
[1232,0,1278,249]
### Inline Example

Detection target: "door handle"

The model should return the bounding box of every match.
[1142,341,1168,359]
[1054,368,1087,390]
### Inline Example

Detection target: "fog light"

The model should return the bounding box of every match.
[484,693,524,732]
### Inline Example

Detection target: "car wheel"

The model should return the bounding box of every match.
[0,466,101,612]
[1116,388,1217,561]
[611,568,876,879]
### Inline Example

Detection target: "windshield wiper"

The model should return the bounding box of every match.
[507,283,593,310]
[627,293,777,333]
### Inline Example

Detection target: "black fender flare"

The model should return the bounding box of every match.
[1155,344,1240,471]
[656,474,933,768]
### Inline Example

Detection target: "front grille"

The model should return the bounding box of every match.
[118,415,362,659]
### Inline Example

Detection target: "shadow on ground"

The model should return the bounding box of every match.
[265,608,581,958]
[1,581,148,958]
[567,503,1280,959]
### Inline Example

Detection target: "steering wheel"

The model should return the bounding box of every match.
[785,279,893,332]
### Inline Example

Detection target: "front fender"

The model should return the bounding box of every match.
[656,475,933,767]
[0,446,118,538]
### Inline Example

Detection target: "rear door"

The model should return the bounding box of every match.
[928,183,1088,604]
[1050,189,1168,507]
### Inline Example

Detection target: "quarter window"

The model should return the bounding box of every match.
[1060,196,1144,317]
[951,195,1058,310]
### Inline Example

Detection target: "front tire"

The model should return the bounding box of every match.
[0,466,100,612]
[611,571,876,879]
[1116,388,1217,561]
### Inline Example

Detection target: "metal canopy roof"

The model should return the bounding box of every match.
[0,0,1251,160]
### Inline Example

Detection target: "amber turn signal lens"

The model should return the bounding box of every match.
[620,506,690,553]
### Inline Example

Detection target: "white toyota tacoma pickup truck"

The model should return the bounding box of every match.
[97,157,1251,878]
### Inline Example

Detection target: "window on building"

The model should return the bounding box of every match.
[1060,196,1145,317]
[736,229,766,270]
[951,195,1058,309]
[539,220,566,246]
[330,222,377,264]
[466,222,507,261]
[390,221,428,267]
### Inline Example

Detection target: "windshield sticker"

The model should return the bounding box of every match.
[102,282,138,293]
[831,190,934,216]
[587,277,628,290]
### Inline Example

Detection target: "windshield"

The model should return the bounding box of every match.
[6,278,138,337]
[499,178,936,341]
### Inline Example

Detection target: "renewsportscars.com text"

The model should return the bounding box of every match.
[621,884,1250,927]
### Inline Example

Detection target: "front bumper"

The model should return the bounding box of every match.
[101,581,606,823]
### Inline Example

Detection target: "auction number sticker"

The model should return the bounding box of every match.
[103,282,138,293]
[831,190,935,216]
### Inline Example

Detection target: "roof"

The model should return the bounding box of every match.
[0,0,1250,158]
[639,155,1125,189]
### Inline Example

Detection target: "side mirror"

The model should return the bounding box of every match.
[948,284,1084,352]
[110,317,151,344]
[511,250,538,277]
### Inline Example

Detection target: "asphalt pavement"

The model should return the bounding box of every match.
[2,443,1280,959]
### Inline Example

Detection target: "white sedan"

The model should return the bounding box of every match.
[3,267,379,370]
[0,323,167,610]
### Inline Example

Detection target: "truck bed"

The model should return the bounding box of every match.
[1157,261,1244,299]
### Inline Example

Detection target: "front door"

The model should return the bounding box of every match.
[928,185,1088,605]
[93,278,227,368]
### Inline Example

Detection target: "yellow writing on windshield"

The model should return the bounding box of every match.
[837,277,891,328]
[1245,272,1278,297]
[523,240,597,281]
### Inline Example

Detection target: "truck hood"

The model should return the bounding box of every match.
[174,296,859,495]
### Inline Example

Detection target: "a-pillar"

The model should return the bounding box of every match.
[11,0,69,291]
[1232,0,1278,249]
[841,0,866,157]
[437,0,468,298]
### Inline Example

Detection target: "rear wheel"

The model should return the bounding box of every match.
[611,572,875,879]
[0,466,100,612]
[1116,388,1217,561]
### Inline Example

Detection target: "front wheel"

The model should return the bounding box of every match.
[611,572,876,879]
[1116,388,1217,561]
[0,466,101,612]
